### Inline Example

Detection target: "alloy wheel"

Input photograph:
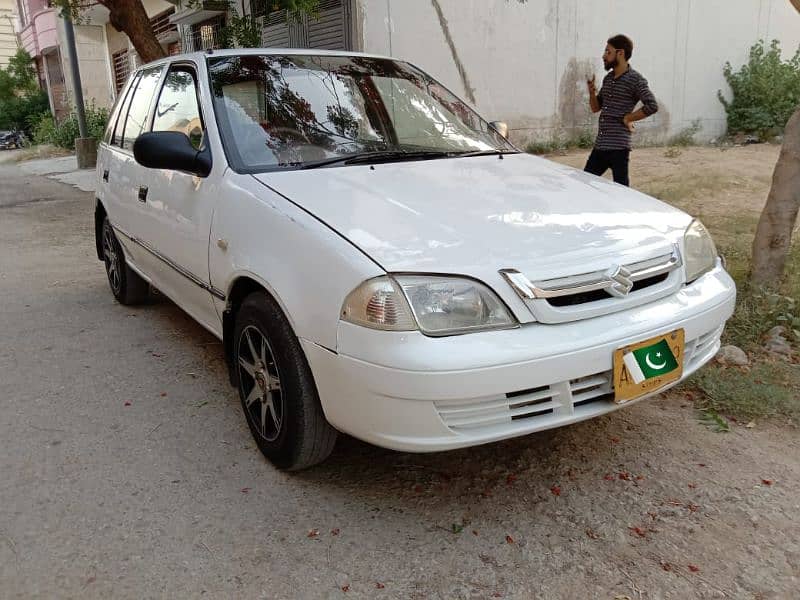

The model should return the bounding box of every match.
[102,223,121,294]
[237,325,284,442]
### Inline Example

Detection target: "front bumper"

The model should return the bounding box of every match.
[302,265,736,453]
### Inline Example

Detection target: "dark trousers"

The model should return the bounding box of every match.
[584,148,631,186]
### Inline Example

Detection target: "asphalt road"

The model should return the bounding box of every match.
[1,161,798,599]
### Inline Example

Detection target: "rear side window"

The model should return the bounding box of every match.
[104,75,135,145]
[110,73,140,147]
[120,67,163,149]
[152,67,204,150]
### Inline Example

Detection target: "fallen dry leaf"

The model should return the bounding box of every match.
[745,421,756,428]
[629,526,647,538]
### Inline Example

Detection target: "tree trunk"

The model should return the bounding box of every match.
[750,106,800,286]
[99,0,166,64]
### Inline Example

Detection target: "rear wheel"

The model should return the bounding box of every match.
[101,217,148,305]
[234,291,337,470]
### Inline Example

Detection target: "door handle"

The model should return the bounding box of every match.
[138,186,148,202]
[102,169,109,182]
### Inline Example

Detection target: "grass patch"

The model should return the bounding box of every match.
[687,361,800,422]
[10,144,72,163]
[525,129,594,155]
[638,172,736,207]
[676,211,799,422]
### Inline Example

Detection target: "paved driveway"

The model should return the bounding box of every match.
[1,164,798,599]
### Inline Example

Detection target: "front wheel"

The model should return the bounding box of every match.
[234,292,337,470]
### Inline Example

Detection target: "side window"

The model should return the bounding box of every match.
[110,73,140,147]
[152,67,204,149]
[121,67,163,149]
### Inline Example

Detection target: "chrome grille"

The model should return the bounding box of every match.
[501,246,684,324]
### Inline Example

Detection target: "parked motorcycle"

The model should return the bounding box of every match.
[0,130,27,150]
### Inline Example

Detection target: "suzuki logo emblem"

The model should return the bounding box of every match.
[605,264,634,297]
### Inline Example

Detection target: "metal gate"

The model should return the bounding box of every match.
[261,0,352,50]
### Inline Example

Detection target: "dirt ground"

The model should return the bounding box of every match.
[0,147,798,599]
[549,144,780,218]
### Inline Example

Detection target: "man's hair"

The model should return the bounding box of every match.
[607,34,634,60]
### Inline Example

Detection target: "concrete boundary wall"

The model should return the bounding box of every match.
[358,0,800,145]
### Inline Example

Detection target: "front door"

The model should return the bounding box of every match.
[137,62,220,335]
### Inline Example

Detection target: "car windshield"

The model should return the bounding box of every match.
[207,54,516,172]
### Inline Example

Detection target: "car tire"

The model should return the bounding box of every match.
[101,217,149,305]
[234,291,337,470]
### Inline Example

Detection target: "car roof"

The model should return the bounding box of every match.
[140,47,398,69]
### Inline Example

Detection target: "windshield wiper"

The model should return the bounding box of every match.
[300,150,453,169]
[452,150,521,158]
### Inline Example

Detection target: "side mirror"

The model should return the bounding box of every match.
[489,121,509,139]
[133,131,212,177]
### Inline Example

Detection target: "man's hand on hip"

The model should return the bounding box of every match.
[623,113,636,132]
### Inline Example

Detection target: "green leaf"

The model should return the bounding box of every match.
[698,409,731,433]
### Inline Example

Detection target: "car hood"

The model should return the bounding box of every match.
[252,154,691,281]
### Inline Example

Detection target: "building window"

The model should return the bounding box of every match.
[112,49,130,93]
[182,16,225,52]
[150,8,178,40]
[250,0,268,19]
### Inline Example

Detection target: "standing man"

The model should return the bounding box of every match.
[585,34,658,187]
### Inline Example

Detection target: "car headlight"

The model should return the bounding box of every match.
[341,275,518,336]
[683,219,718,283]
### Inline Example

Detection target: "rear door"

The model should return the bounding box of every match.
[101,66,165,276]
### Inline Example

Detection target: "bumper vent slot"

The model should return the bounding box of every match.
[433,327,724,435]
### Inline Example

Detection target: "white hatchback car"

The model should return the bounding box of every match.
[96,49,735,470]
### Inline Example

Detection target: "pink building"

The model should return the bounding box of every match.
[16,0,68,120]
[14,0,179,122]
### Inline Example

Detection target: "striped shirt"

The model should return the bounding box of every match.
[596,67,658,150]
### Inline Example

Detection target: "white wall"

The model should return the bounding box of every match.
[58,20,115,110]
[358,0,800,145]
